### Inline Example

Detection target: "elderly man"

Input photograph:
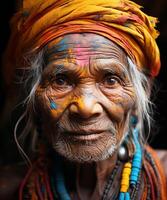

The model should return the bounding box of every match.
[0,0,166,199]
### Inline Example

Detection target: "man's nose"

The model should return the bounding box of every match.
[69,94,103,119]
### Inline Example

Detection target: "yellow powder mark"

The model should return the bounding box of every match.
[67,48,76,64]
[68,48,73,54]
[72,96,85,109]
[50,109,61,118]
[50,96,72,117]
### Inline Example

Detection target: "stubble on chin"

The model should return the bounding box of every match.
[50,130,118,163]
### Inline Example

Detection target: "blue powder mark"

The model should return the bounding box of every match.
[50,101,57,110]
[56,44,67,52]
[55,37,69,52]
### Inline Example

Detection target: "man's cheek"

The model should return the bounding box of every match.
[49,100,68,119]
[35,93,70,120]
[120,89,136,110]
[110,92,135,114]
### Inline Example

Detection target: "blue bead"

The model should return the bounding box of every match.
[134,151,141,154]
[131,170,139,175]
[131,116,138,125]
[132,163,141,168]
[53,155,71,200]
[134,155,142,159]
[133,158,141,162]
[131,180,136,184]
[133,163,140,166]
[119,192,125,200]
[131,170,139,174]
[133,156,141,160]
[133,128,139,136]
[125,192,130,200]
[130,176,137,182]
[130,174,138,178]
[131,171,139,176]
[130,174,138,179]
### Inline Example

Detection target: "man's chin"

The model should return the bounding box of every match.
[51,137,117,163]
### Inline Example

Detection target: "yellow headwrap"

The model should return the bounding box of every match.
[4,0,160,87]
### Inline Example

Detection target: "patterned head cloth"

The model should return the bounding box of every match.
[4,0,160,87]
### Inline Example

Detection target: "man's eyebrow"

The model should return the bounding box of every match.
[51,64,69,74]
[47,63,78,75]
[44,46,69,64]
[94,59,130,80]
[96,59,128,73]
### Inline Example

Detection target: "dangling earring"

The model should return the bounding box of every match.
[118,116,138,162]
[118,143,129,162]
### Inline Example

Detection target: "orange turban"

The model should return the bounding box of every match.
[4,0,160,87]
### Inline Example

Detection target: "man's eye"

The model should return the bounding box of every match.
[103,74,120,87]
[55,74,69,86]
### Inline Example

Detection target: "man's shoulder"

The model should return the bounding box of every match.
[145,146,167,174]
[0,163,27,200]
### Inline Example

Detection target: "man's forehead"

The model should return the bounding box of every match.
[45,33,128,66]
[47,33,113,47]
[44,57,129,81]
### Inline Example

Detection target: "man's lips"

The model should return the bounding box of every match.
[62,130,107,141]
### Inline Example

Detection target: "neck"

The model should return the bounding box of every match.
[62,153,118,199]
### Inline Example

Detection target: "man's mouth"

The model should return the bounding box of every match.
[62,130,107,141]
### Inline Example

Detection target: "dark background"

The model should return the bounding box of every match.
[0,0,167,164]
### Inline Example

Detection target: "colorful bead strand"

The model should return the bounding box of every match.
[119,162,132,200]
[130,128,142,185]
[119,115,142,200]
[52,154,71,200]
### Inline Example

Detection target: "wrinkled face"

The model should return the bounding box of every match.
[35,33,136,162]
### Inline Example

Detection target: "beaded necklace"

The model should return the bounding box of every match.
[118,127,142,200]
[50,129,142,200]
[19,130,165,200]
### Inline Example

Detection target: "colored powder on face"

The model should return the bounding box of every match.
[56,37,69,52]
[50,101,57,110]
[75,44,89,66]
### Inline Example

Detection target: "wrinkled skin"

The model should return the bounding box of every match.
[35,33,136,162]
